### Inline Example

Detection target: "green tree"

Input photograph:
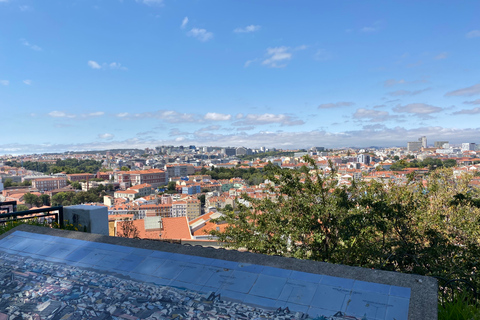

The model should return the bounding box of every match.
[211,159,480,290]
[40,194,50,206]
[3,179,13,188]
[120,166,130,171]
[16,204,29,212]
[23,193,42,207]
[71,181,82,190]
[167,181,176,191]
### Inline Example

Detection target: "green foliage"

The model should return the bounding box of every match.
[236,151,294,161]
[5,159,102,174]
[23,193,42,207]
[390,157,457,171]
[120,166,130,171]
[51,185,105,206]
[167,181,177,191]
[2,178,31,188]
[199,166,267,186]
[438,294,480,320]
[212,157,480,295]
[71,181,82,190]
[15,204,29,212]
[198,194,206,206]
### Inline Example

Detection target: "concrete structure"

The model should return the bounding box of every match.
[420,136,427,148]
[63,205,109,235]
[357,154,371,165]
[434,141,449,148]
[66,173,95,182]
[462,143,476,151]
[0,225,438,320]
[114,169,167,189]
[31,177,67,192]
[407,141,422,152]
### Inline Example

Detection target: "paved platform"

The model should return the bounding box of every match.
[0,225,437,319]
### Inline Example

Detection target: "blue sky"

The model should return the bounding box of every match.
[1,0,480,154]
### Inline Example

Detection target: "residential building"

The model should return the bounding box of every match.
[114,169,167,189]
[31,177,68,192]
[407,141,422,152]
[462,143,477,151]
[434,141,449,148]
[66,173,95,182]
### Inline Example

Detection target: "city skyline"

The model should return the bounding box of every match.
[1,1,480,155]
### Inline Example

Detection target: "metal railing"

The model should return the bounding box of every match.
[0,201,64,228]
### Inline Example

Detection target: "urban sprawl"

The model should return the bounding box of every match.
[1,137,479,242]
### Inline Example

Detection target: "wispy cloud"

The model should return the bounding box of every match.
[262,47,292,68]
[234,25,261,33]
[445,83,480,97]
[318,102,354,109]
[23,79,32,85]
[19,5,32,11]
[383,78,428,87]
[434,52,448,60]
[20,39,41,51]
[136,0,163,6]
[187,28,213,42]
[388,88,431,96]
[453,108,480,115]
[98,133,114,140]
[204,112,231,121]
[88,60,101,69]
[181,17,188,29]
[466,30,480,38]
[233,113,304,126]
[464,99,480,105]
[87,60,127,70]
[313,49,331,61]
[393,103,443,118]
[353,109,399,122]
[48,111,105,119]
[0,80,9,86]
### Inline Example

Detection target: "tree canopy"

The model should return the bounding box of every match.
[211,157,480,289]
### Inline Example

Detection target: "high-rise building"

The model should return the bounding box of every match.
[420,136,427,148]
[434,141,449,148]
[407,141,422,152]
[462,143,476,151]
[357,154,371,165]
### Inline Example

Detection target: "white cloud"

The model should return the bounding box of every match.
[388,88,431,96]
[23,79,32,85]
[88,60,127,70]
[20,39,41,51]
[384,79,406,87]
[262,47,292,68]
[48,110,105,119]
[453,108,480,115]
[204,112,231,121]
[233,113,304,126]
[117,112,129,118]
[434,52,448,60]
[235,113,244,119]
[98,133,114,140]
[188,28,213,42]
[244,59,255,67]
[88,60,101,69]
[318,102,354,109]
[0,80,9,86]
[445,83,480,97]
[353,109,398,122]
[466,30,480,38]
[49,111,76,118]
[181,17,188,29]
[19,5,32,11]
[393,103,443,115]
[234,25,261,33]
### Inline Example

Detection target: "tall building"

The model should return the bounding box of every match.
[357,154,371,165]
[420,136,427,148]
[434,141,449,148]
[407,141,422,152]
[462,143,476,151]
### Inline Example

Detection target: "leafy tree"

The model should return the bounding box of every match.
[71,181,82,190]
[3,178,13,188]
[198,194,206,206]
[16,204,29,212]
[23,193,42,207]
[120,166,130,171]
[211,158,480,290]
[167,181,177,191]
[40,194,50,206]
